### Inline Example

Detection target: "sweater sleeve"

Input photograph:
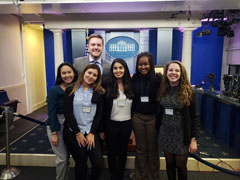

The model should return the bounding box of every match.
[155,102,162,133]
[98,94,108,133]
[189,90,200,139]
[63,87,80,135]
[47,87,60,132]
[90,93,104,134]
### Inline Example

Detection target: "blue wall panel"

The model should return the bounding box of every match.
[44,29,55,93]
[172,30,183,61]
[149,29,157,65]
[63,30,73,64]
[191,23,224,90]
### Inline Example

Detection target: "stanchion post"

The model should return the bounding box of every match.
[5,107,10,170]
[0,106,20,180]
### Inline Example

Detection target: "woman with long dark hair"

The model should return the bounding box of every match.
[46,62,77,180]
[101,58,134,180]
[63,64,105,180]
[157,61,200,180]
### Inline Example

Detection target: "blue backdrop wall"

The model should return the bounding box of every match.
[191,23,224,90]
[44,29,55,93]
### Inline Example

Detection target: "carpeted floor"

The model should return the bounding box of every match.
[0,105,240,159]
[0,105,48,151]
[0,166,239,180]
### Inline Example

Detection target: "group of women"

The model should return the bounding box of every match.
[46,52,199,180]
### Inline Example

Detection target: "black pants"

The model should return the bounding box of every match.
[63,127,104,180]
[105,120,132,180]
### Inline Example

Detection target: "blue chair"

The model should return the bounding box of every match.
[0,90,19,133]
[0,90,19,112]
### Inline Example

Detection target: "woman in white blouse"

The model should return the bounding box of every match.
[100,58,134,180]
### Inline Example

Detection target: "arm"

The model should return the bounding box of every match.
[63,87,80,135]
[155,102,162,133]
[90,93,104,135]
[188,90,200,154]
[47,86,61,146]
[190,90,200,139]
[47,87,60,133]
[98,94,109,140]
[86,93,104,149]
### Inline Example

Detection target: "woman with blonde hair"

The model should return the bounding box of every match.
[63,64,105,180]
[157,61,200,180]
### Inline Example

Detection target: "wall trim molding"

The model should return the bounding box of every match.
[32,100,47,111]
[0,83,25,90]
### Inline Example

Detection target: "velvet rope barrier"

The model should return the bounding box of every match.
[13,112,46,126]
[190,153,240,176]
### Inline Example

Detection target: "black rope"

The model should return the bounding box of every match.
[190,153,240,176]
[13,113,46,126]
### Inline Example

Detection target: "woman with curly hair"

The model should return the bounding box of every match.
[157,61,200,180]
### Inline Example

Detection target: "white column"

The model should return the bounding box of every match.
[51,29,64,76]
[181,28,195,81]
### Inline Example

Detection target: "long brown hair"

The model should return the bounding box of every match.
[157,61,192,106]
[70,64,105,95]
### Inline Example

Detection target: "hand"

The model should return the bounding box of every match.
[76,132,86,147]
[86,133,95,150]
[51,134,58,146]
[188,138,197,154]
[98,132,105,140]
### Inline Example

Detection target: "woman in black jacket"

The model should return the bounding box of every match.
[101,58,134,180]
[157,61,200,180]
[63,64,105,180]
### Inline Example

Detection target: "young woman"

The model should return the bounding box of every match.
[102,58,134,180]
[132,52,161,180]
[46,62,78,180]
[157,61,200,180]
[63,64,105,180]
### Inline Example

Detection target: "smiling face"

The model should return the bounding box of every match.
[88,37,104,60]
[138,56,150,75]
[167,63,181,86]
[113,62,125,79]
[60,65,75,85]
[83,68,98,86]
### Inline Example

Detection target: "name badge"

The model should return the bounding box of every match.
[117,100,125,107]
[82,106,91,113]
[165,108,173,115]
[140,96,149,102]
